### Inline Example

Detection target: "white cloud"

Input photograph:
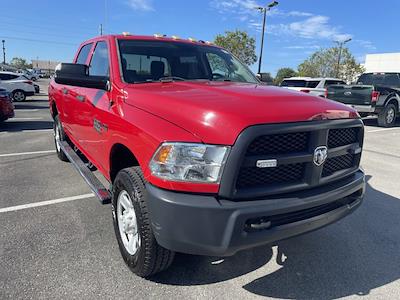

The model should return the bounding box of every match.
[126,0,153,11]
[286,11,314,17]
[210,1,353,43]
[284,45,321,50]
[276,15,352,42]
[355,39,376,50]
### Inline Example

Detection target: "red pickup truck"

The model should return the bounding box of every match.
[49,34,365,277]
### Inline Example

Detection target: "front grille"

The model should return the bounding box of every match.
[237,163,305,188]
[246,132,309,155]
[228,120,364,199]
[322,153,354,177]
[328,127,359,148]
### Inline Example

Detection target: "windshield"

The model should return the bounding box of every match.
[357,73,400,87]
[117,39,258,84]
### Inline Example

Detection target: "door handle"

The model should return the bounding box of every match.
[76,95,85,102]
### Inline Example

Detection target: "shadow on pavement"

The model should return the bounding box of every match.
[363,117,400,127]
[153,176,400,299]
[13,104,49,110]
[0,121,53,132]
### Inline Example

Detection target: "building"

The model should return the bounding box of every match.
[364,53,400,73]
[31,59,61,72]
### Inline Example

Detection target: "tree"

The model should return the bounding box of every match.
[214,30,257,66]
[297,47,364,83]
[274,67,297,85]
[10,57,32,69]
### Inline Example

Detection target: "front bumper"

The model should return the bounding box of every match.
[146,170,365,256]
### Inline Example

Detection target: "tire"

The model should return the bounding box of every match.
[12,90,26,102]
[32,77,37,81]
[112,167,175,277]
[53,115,69,162]
[377,103,397,127]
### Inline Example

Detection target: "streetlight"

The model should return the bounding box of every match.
[1,40,5,65]
[255,1,278,75]
[335,38,352,77]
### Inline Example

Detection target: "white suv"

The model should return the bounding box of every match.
[280,77,346,97]
[0,72,35,101]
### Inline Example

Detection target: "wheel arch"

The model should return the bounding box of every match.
[109,143,140,183]
[385,96,399,112]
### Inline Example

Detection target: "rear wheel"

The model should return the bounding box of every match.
[112,167,175,277]
[53,115,69,162]
[378,103,397,127]
[12,90,26,102]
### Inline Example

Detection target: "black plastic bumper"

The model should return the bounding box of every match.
[146,170,365,257]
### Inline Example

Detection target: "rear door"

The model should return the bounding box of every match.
[73,40,111,163]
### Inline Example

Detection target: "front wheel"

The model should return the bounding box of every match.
[12,90,26,102]
[112,167,175,277]
[378,103,397,127]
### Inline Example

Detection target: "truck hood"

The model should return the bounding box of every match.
[124,81,358,145]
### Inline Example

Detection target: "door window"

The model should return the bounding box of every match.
[89,41,109,77]
[76,43,93,64]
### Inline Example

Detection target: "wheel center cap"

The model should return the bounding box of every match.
[122,210,137,234]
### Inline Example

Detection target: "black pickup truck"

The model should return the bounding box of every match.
[327,72,400,127]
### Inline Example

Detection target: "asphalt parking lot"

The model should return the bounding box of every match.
[1,80,400,299]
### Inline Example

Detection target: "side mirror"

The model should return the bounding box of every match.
[54,63,110,91]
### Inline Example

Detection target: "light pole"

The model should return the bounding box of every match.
[2,40,5,64]
[335,38,351,77]
[255,1,278,75]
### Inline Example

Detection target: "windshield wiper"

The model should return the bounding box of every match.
[159,76,187,82]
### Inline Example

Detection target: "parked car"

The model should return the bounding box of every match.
[281,77,346,97]
[327,72,400,127]
[0,88,14,122]
[49,34,365,277]
[0,71,35,101]
[21,70,38,81]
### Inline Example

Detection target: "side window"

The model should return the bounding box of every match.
[76,43,93,64]
[89,41,109,77]
[324,80,345,87]
[0,74,8,80]
[307,80,320,88]
[384,74,400,87]
[206,53,229,77]
[9,74,19,80]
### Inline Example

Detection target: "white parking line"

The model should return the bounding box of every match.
[0,129,53,135]
[0,150,56,158]
[17,109,39,112]
[8,117,44,121]
[0,193,95,213]
[367,127,400,133]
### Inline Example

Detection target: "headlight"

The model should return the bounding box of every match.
[149,143,230,183]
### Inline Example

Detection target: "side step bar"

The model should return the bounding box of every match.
[58,141,111,204]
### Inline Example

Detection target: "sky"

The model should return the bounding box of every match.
[1,0,399,75]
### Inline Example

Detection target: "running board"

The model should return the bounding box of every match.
[58,141,111,205]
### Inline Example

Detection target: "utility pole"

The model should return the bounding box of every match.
[255,1,278,75]
[2,40,5,64]
[99,24,103,35]
[335,38,352,77]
